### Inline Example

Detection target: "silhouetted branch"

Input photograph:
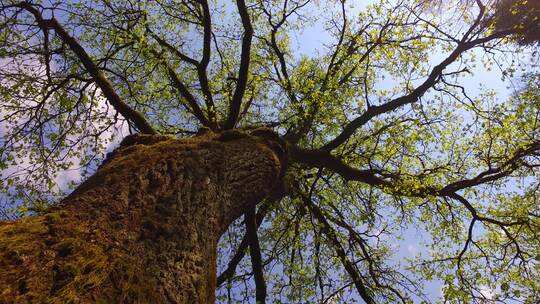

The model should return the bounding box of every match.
[224,0,254,129]
[301,192,374,304]
[246,207,267,303]
[15,2,156,134]
[217,206,268,286]
[322,22,526,151]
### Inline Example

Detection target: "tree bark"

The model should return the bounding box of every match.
[0,131,285,303]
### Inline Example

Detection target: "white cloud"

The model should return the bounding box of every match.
[52,87,130,190]
[479,285,494,300]
[407,244,418,256]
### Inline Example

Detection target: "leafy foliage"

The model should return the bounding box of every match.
[1,0,539,302]
[490,0,540,44]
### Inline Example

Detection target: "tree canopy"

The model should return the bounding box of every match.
[1,0,539,302]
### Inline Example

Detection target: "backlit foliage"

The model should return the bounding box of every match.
[1,0,539,302]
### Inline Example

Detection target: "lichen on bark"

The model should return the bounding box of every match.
[0,130,285,303]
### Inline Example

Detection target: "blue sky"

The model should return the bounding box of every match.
[2,0,537,302]
[280,0,533,302]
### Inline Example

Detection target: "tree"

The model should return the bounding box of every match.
[0,0,539,302]
[488,0,540,44]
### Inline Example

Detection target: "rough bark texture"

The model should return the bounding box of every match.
[0,130,285,303]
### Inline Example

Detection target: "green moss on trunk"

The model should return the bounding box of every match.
[0,131,284,303]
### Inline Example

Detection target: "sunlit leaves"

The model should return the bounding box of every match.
[1,0,540,302]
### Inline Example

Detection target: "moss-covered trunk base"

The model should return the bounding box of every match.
[0,131,284,303]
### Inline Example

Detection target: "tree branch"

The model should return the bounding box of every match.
[290,145,389,186]
[245,207,267,303]
[217,206,268,286]
[322,28,520,151]
[224,0,254,129]
[16,2,156,134]
[198,0,217,125]
[293,140,537,228]
[166,65,213,127]
[127,25,214,128]
[301,193,374,303]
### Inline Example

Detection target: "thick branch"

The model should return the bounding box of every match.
[293,142,535,228]
[17,2,156,134]
[322,29,520,151]
[224,0,254,129]
[166,67,213,127]
[302,194,374,303]
[217,206,268,286]
[290,145,388,186]
[129,28,214,128]
[245,207,267,303]
[198,0,216,124]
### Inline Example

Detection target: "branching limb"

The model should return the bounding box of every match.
[122,25,215,128]
[290,145,390,186]
[224,0,254,129]
[14,2,156,134]
[292,140,538,227]
[217,204,269,287]
[300,192,374,304]
[197,0,217,125]
[322,23,528,151]
[245,207,267,303]
[165,65,214,128]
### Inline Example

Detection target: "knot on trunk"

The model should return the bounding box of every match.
[101,134,173,167]
[216,128,288,174]
[119,133,172,147]
[249,128,288,173]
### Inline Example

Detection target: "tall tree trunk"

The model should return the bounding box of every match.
[0,131,285,303]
